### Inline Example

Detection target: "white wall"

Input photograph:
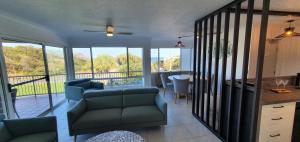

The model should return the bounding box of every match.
[180,48,193,71]
[275,37,300,76]
[248,19,300,78]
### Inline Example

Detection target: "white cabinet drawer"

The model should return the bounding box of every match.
[260,110,294,131]
[258,102,296,142]
[259,133,285,142]
[261,102,295,117]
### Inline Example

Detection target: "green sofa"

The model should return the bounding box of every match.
[0,116,58,142]
[67,87,167,138]
[65,78,104,101]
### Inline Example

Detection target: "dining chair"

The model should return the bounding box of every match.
[173,78,190,104]
[160,73,173,96]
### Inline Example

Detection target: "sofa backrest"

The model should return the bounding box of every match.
[83,87,160,109]
[84,89,123,110]
[65,79,91,86]
[123,87,159,107]
[65,79,92,90]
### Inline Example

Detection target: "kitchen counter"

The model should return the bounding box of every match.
[262,87,300,105]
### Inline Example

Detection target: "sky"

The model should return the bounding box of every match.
[73,47,143,58]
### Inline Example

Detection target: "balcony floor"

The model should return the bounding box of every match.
[15,93,65,118]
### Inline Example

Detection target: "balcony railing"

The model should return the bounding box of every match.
[8,71,143,97]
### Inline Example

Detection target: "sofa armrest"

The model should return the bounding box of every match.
[0,122,12,141]
[65,86,84,101]
[67,100,86,130]
[3,116,57,137]
[155,95,167,121]
[91,81,104,89]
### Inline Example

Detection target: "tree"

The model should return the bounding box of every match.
[116,54,142,76]
[128,54,143,76]
[93,55,116,73]
[47,50,65,74]
[161,56,180,71]
[3,46,45,76]
[73,53,91,73]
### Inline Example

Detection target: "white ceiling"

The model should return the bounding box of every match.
[0,0,233,46]
[0,0,298,47]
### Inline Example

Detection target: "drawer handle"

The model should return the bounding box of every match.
[271,117,283,120]
[269,134,280,137]
[273,105,284,108]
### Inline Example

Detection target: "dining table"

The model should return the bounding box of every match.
[168,74,193,83]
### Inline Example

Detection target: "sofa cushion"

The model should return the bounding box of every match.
[123,88,159,107]
[73,108,122,130]
[122,106,164,124]
[8,132,56,142]
[84,89,123,110]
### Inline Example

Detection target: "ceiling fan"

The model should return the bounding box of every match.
[275,19,300,39]
[84,25,133,37]
[174,32,219,47]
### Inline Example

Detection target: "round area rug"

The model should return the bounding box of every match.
[85,130,145,142]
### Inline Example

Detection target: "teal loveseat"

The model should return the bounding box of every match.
[0,116,58,142]
[67,87,167,138]
[65,79,104,101]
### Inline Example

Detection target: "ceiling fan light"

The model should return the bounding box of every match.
[106,32,114,37]
[285,30,294,36]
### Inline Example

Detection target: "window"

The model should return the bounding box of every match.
[46,46,66,75]
[128,48,143,77]
[72,48,92,79]
[72,47,143,87]
[159,48,180,72]
[151,48,182,72]
[46,46,66,105]
[151,49,159,72]
[92,47,128,78]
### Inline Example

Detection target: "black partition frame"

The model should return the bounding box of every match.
[191,0,273,142]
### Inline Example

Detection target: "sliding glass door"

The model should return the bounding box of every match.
[46,46,66,106]
[1,40,52,118]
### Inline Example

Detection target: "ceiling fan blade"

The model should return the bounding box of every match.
[180,35,193,38]
[275,33,285,39]
[84,30,106,33]
[116,32,133,35]
[294,32,300,36]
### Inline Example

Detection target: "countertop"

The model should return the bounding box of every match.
[262,87,300,105]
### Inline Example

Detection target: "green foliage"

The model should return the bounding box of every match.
[160,56,180,71]
[93,55,116,72]
[128,54,143,76]
[73,53,91,73]
[151,61,159,72]
[47,50,65,74]
[3,46,45,76]
[4,46,144,97]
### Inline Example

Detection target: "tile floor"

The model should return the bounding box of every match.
[47,89,221,142]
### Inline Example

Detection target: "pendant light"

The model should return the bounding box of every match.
[275,19,300,39]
